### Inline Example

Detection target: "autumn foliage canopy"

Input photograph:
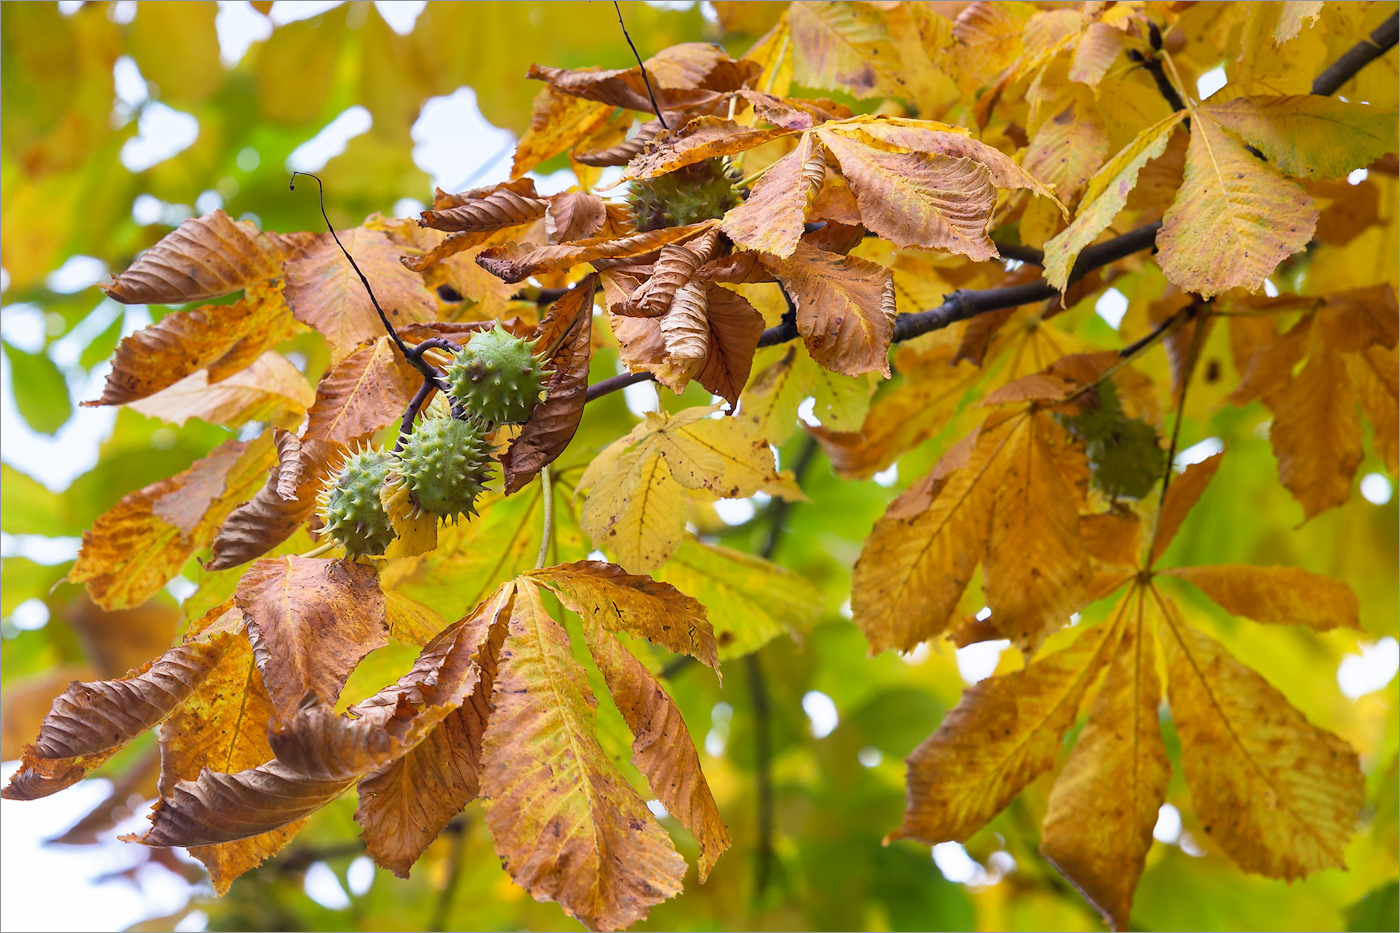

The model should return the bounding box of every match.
[1,2,1398,931]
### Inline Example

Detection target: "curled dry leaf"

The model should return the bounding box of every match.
[722,132,823,258]
[501,276,598,494]
[418,178,549,234]
[661,280,711,361]
[235,556,388,720]
[102,210,314,306]
[636,228,720,318]
[545,191,607,244]
[622,116,797,181]
[477,223,714,284]
[204,431,342,572]
[87,283,299,407]
[526,61,722,116]
[303,336,421,446]
[2,636,228,801]
[575,120,663,167]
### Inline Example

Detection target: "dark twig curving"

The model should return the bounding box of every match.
[613,0,669,130]
[1312,12,1399,96]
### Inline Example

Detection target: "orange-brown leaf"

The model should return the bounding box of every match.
[763,241,894,377]
[512,86,616,178]
[545,191,608,244]
[502,277,598,494]
[283,227,438,364]
[1158,594,1364,879]
[891,608,1124,843]
[480,579,685,931]
[528,560,717,670]
[721,133,821,258]
[580,614,730,881]
[70,436,275,610]
[102,210,313,305]
[478,223,714,284]
[624,116,796,181]
[1163,564,1359,631]
[1150,451,1222,565]
[304,336,421,445]
[235,556,388,719]
[418,178,549,233]
[2,638,227,801]
[1041,590,1167,932]
[1266,343,1363,519]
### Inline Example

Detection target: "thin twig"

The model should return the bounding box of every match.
[429,818,470,932]
[1312,12,1399,96]
[1146,303,1211,568]
[613,1,668,130]
[289,172,434,379]
[535,465,555,570]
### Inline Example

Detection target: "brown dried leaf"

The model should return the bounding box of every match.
[304,336,421,445]
[576,120,664,167]
[87,283,299,407]
[526,61,722,116]
[661,280,712,362]
[820,132,999,260]
[623,116,796,181]
[283,227,438,364]
[512,86,616,178]
[763,241,894,377]
[480,579,686,932]
[546,191,608,244]
[1150,451,1223,565]
[689,284,765,406]
[502,277,598,494]
[580,614,731,881]
[355,584,514,878]
[102,211,313,305]
[1266,343,1362,520]
[529,560,718,670]
[722,133,821,259]
[126,350,313,429]
[419,178,549,234]
[71,436,275,610]
[632,229,720,318]
[478,223,713,284]
[205,432,343,572]
[1,638,228,801]
[235,556,388,720]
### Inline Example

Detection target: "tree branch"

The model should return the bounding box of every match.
[1312,12,1399,96]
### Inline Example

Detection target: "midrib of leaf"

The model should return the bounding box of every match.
[1127,588,1150,852]
[277,565,313,696]
[322,340,390,439]
[216,648,258,773]
[1192,118,1256,247]
[1150,584,1344,862]
[962,594,1128,823]
[519,583,611,884]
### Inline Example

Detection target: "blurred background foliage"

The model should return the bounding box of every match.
[0,2,1395,932]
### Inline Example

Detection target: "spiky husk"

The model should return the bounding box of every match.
[316,447,396,557]
[1057,380,1166,500]
[628,158,743,232]
[445,323,551,425]
[395,416,495,521]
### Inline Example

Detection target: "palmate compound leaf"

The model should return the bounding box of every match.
[235,555,388,721]
[132,585,513,870]
[889,589,1127,845]
[69,433,277,611]
[1040,587,1168,933]
[480,578,687,932]
[578,404,802,572]
[1154,587,1365,880]
[1156,111,1318,298]
[852,400,1091,656]
[101,210,314,306]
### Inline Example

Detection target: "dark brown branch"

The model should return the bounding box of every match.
[1312,12,1399,96]
[1127,25,1187,115]
[511,286,570,305]
[745,651,775,898]
[613,0,669,130]
[992,240,1045,266]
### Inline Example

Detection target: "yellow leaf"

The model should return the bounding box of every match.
[652,537,823,659]
[126,351,313,430]
[511,87,615,179]
[1156,589,1364,880]
[579,613,731,881]
[1157,112,1317,297]
[1274,1,1323,43]
[1041,588,1167,933]
[528,560,718,670]
[787,0,902,99]
[583,448,688,573]
[890,602,1124,844]
[1200,96,1399,180]
[1163,564,1359,631]
[380,478,438,559]
[480,579,685,931]
[1043,111,1186,292]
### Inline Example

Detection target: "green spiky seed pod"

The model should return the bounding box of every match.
[317,447,396,557]
[1057,380,1166,500]
[628,158,743,232]
[445,323,551,425]
[394,416,495,521]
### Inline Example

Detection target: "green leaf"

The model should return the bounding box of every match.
[3,341,72,434]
